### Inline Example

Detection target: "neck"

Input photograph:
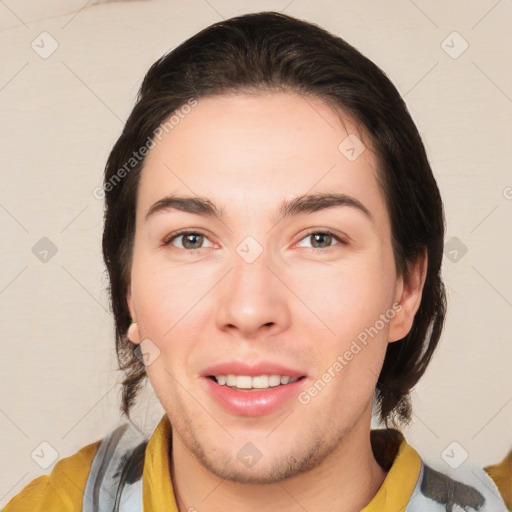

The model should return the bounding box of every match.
[170,408,388,512]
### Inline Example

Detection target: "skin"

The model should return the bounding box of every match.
[126,91,427,512]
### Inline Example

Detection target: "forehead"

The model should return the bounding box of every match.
[137,92,388,228]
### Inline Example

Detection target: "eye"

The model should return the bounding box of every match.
[162,229,348,254]
[296,230,347,250]
[162,230,214,252]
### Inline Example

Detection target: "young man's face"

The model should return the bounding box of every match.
[127,92,422,483]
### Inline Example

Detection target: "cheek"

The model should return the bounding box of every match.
[285,251,395,398]
[131,248,211,335]
[285,251,396,339]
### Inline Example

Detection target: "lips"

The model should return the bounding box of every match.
[200,360,308,416]
[202,374,306,416]
[201,361,307,379]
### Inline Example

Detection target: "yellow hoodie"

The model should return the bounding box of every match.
[3,414,509,512]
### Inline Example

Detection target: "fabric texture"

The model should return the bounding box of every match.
[3,413,508,512]
[3,439,101,511]
[82,422,147,512]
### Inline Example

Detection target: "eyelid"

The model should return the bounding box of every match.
[294,228,349,248]
[162,229,215,250]
[162,227,349,253]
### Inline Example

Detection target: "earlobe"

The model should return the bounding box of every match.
[127,322,141,344]
[388,249,428,343]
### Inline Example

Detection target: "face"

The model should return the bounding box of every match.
[127,92,422,483]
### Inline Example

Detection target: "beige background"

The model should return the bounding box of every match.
[1,0,511,505]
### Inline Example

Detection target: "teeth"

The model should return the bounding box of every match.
[268,375,282,387]
[236,376,252,389]
[226,375,237,386]
[252,375,268,388]
[213,374,299,389]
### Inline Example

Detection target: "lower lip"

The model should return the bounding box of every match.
[203,377,306,416]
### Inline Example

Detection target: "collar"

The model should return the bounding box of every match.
[142,414,421,512]
[362,428,422,511]
[142,413,179,511]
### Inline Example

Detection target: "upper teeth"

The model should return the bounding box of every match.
[215,375,299,389]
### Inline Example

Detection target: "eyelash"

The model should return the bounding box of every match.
[162,229,348,254]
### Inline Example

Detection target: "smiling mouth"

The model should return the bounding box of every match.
[207,374,306,391]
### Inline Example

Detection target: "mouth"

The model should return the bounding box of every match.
[202,373,308,416]
[200,360,309,415]
[206,374,307,391]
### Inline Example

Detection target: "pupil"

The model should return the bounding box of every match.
[313,233,330,248]
[184,233,202,249]
[182,233,330,250]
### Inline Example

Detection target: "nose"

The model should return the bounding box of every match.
[214,251,291,340]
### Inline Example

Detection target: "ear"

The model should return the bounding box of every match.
[126,282,136,322]
[126,283,141,344]
[388,249,428,343]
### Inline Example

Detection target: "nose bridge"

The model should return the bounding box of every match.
[215,242,289,336]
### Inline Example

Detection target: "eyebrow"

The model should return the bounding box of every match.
[145,192,373,224]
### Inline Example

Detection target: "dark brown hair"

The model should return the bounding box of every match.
[102,11,446,428]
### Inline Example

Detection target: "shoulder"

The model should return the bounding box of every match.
[83,420,148,511]
[373,429,511,511]
[408,457,510,512]
[3,421,150,512]
[3,439,101,512]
